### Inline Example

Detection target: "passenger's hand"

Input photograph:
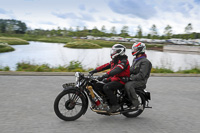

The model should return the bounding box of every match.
[121,77,130,82]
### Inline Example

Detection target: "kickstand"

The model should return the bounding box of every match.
[145,101,152,109]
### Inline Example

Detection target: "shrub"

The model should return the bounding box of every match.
[16,62,38,71]
[66,61,84,71]
[0,66,10,71]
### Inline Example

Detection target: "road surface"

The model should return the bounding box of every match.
[0,76,199,133]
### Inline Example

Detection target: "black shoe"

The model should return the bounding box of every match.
[130,105,139,110]
[130,102,139,110]
[108,104,120,113]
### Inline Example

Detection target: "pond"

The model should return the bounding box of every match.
[0,41,200,71]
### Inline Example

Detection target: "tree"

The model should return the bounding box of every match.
[83,26,87,31]
[101,25,106,33]
[120,26,129,37]
[136,25,143,38]
[68,27,73,32]
[68,27,74,36]
[76,26,80,32]
[56,27,62,36]
[62,27,68,36]
[150,24,158,39]
[16,21,27,34]
[185,23,193,34]
[81,26,88,37]
[0,19,27,34]
[76,26,81,37]
[164,25,173,39]
[0,20,6,33]
[100,25,106,36]
[110,26,117,35]
[92,26,100,36]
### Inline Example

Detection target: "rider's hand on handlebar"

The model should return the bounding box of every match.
[89,69,97,75]
[97,74,109,81]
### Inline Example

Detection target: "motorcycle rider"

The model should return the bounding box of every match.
[125,42,152,109]
[89,44,130,113]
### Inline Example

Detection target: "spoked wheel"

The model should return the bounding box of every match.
[122,92,146,118]
[54,89,86,121]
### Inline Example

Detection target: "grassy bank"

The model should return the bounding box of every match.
[0,37,29,45]
[37,36,74,43]
[64,41,102,49]
[0,43,15,53]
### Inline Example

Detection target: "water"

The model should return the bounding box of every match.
[0,41,200,71]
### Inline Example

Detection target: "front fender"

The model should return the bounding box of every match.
[62,83,75,90]
[62,83,89,115]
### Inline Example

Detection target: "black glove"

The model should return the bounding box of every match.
[121,77,130,82]
[89,69,97,75]
[97,74,109,81]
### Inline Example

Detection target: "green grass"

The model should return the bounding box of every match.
[86,40,117,47]
[37,37,74,43]
[16,61,88,72]
[151,67,174,73]
[0,43,15,53]
[0,37,29,45]
[176,68,200,74]
[64,41,102,49]
[0,61,195,74]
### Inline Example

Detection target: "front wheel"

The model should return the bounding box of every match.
[54,89,87,121]
[122,92,146,118]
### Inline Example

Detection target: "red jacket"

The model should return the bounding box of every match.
[95,55,130,85]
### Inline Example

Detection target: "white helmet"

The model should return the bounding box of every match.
[132,42,146,56]
[110,44,126,59]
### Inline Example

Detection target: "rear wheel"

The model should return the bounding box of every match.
[122,92,146,118]
[54,89,87,121]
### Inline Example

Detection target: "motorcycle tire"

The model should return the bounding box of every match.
[54,89,87,121]
[122,92,146,118]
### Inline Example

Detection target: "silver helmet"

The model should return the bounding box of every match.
[110,44,126,59]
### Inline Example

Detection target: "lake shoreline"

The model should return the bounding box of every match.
[0,41,200,72]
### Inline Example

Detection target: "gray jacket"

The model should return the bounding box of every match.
[130,56,152,84]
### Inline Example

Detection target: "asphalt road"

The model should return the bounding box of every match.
[0,76,199,133]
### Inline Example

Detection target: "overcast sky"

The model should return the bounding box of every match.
[0,0,200,36]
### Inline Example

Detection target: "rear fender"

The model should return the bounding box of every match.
[136,89,151,101]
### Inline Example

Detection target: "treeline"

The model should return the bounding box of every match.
[1,19,200,39]
[0,19,27,34]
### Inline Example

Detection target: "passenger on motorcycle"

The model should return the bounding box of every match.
[125,42,152,109]
[89,44,130,113]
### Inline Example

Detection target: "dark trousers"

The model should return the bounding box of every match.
[125,81,145,106]
[103,81,124,106]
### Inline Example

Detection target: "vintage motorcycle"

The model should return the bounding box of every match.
[54,72,152,121]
